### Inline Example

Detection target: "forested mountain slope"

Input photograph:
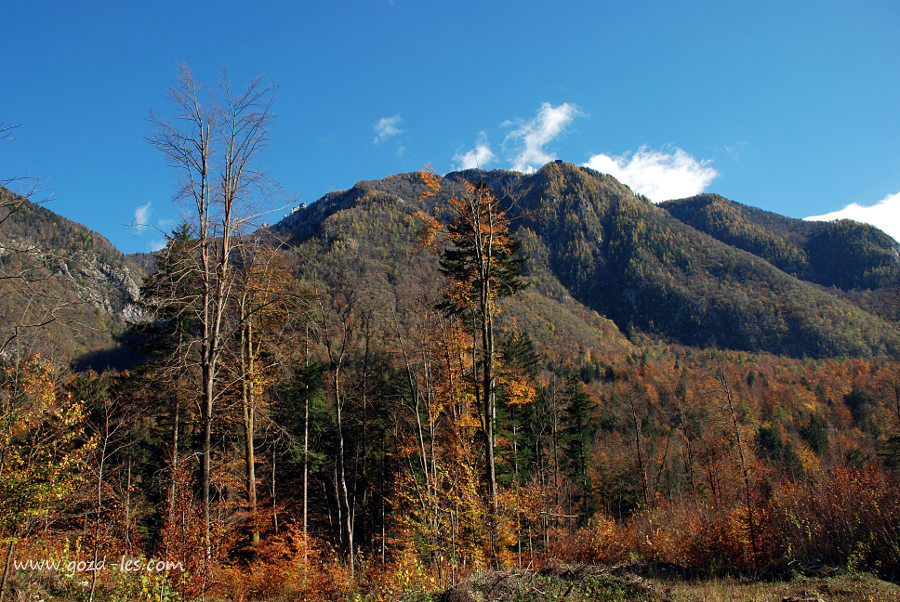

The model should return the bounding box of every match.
[0,187,144,364]
[273,162,900,358]
[660,193,898,290]
[271,172,635,365]
[4,162,897,365]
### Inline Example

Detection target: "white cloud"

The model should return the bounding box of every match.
[805,191,900,243]
[147,238,167,252]
[583,146,718,202]
[373,115,403,143]
[133,201,152,230]
[506,102,582,173]
[453,132,496,170]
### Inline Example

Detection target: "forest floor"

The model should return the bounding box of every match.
[8,561,899,601]
[431,563,900,601]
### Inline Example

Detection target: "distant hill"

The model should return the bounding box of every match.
[659,193,898,290]
[0,187,144,367]
[273,162,900,359]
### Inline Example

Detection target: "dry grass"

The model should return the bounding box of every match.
[434,566,900,602]
[647,571,899,602]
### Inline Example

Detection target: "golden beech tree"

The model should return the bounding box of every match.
[416,170,526,563]
[392,305,490,584]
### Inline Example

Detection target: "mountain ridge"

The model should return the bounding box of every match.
[271,161,899,358]
[3,162,898,365]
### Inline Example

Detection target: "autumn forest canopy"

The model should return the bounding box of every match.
[2,71,900,601]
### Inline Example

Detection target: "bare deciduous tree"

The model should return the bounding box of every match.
[147,66,274,561]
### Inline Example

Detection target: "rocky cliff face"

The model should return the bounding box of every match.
[0,187,145,365]
[55,248,142,318]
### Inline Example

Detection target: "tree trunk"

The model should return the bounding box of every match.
[125,455,133,552]
[89,402,111,602]
[201,359,213,561]
[272,451,278,535]
[200,233,214,565]
[0,539,14,602]
[479,245,499,565]
[240,305,259,547]
[168,393,180,527]
[303,325,310,548]
[334,368,354,575]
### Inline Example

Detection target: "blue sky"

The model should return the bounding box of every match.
[2,0,898,252]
